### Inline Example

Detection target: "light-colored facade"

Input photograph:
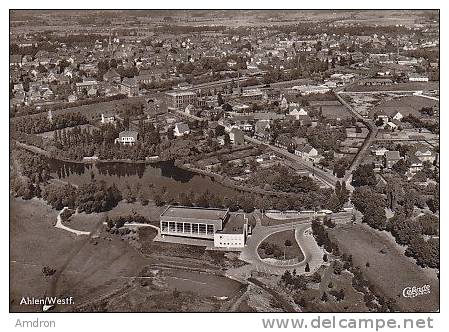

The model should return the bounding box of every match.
[115,130,138,145]
[160,206,249,248]
[160,206,229,239]
[214,232,246,248]
[214,214,249,248]
[166,91,197,110]
[76,80,98,93]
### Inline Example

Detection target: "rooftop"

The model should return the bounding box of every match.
[220,213,247,234]
[166,90,196,97]
[160,206,229,221]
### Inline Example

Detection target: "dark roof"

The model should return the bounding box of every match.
[220,213,247,234]
[121,77,138,87]
[119,130,138,139]
[175,122,190,133]
[385,151,401,160]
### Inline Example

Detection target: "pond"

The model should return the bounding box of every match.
[46,158,240,199]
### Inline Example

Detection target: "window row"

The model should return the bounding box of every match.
[161,221,214,235]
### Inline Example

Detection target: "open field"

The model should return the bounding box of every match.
[346,81,439,93]
[371,95,439,117]
[36,124,98,139]
[10,197,247,312]
[272,265,369,312]
[21,97,146,122]
[261,214,310,226]
[328,223,439,312]
[10,197,149,312]
[74,264,244,312]
[69,201,165,231]
[258,230,305,261]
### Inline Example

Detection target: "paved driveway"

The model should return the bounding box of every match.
[234,214,325,277]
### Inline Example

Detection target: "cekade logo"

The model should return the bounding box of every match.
[402,284,431,298]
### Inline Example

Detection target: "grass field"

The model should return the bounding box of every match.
[346,81,439,93]
[290,265,369,312]
[10,197,148,312]
[68,201,165,231]
[261,215,310,226]
[372,95,439,116]
[24,97,146,122]
[328,223,439,312]
[258,230,305,261]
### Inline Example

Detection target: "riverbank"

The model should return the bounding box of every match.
[15,139,299,199]
[14,140,161,165]
[179,163,297,198]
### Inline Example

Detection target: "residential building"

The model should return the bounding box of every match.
[101,112,117,124]
[384,151,401,168]
[229,127,244,145]
[76,80,98,94]
[414,145,436,163]
[115,130,138,145]
[103,68,121,83]
[295,144,319,161]
[120,77,138,97]
[408,73,429,82]
[408,156,424,174]
[174,122,190,137]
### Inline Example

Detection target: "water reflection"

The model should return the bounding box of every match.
[44,157,237,197]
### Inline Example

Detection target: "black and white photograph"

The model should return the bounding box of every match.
[7,6,442,328]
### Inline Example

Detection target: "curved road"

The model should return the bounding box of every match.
[235,215,325,277]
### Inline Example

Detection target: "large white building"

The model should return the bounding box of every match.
[159,206,250,248]
[214,214,250,248]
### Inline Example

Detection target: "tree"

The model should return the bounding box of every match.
[352,164,376,187]
[321,292,328,302]
[333,260,344,275]
[352,186,386,215]
[392,159,409,175]
[363,204,386,230]
[335,181,350,207]
[224,133,231,146]
[284,239,292,247]
[217,92,224,106]
[375,118,385,127]
[305,262,310,272]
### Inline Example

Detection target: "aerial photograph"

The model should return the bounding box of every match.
[9,9,439,313]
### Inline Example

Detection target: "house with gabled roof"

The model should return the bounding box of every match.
[115,130,138,145]
[174,122,190,137]
[384,151,401,169]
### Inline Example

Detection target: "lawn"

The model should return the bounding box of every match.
[68,201,165,231]
[346,81,439,92]
[10,197,148,312]
[25,97,146,122]
[328,223,439,312]
[289,265,369,312]
[258,230,304,261]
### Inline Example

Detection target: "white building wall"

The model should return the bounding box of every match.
[214,233,245,248]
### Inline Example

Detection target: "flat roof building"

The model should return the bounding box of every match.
[160,206,229,239]
[159,206,250,248]
[214,213,250,248]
